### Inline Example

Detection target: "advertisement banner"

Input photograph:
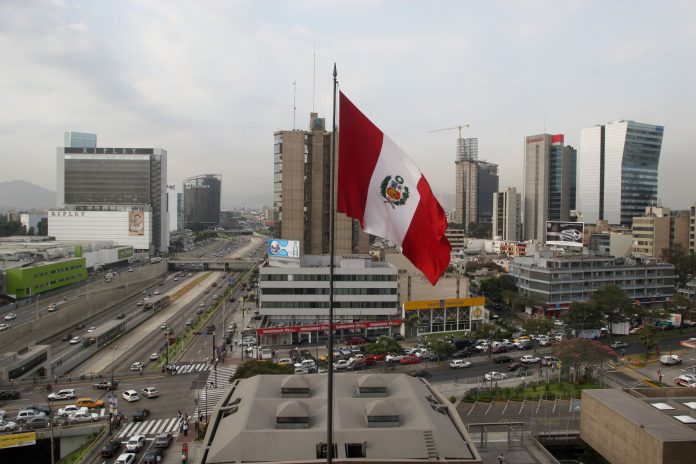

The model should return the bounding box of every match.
[256,319,402,335]
[128,211,145,236]
[545,221,584,247]
[267,239,300,258]
[0,432,36,449]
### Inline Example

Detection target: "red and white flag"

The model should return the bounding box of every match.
[337,92,451,285]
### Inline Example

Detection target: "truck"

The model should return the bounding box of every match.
[611,322,630,336]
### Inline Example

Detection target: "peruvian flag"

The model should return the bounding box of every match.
[337,92,451,285]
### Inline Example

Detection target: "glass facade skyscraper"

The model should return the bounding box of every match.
[183,174,222,228]
[64,131,97,148]
[578,121,663,226]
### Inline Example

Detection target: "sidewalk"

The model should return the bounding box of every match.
[163,432,203,464]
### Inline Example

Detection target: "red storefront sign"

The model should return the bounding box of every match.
[256,319,402,335]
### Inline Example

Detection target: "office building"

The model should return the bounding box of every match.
[510,251,675,312]
[200,373,482,464]
[690,203,696,254]
[274,113,358,255]
[183,174,222,229]
[492,187,521,241]
[52,147,169,254]
[524,134,577,242]
[257,255,399,345]
[63,131,97,148]
[453,138,499,227]
[578,120,664,226]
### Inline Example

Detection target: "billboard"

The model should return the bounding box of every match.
[128,211,145,236]
[545,221,584,247]
[0,432,36,449]
[267,239,300,258]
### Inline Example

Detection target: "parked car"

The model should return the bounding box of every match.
[541,356,559,366]
[610,341,628,349]
[154,432,172,449]
[122,390,140,402]
[132,408,150,422]
[0,390,20,400]
[674,374,696,387]
[453,347,478,358]
[364,354,385,365]
[493,355,514,364]
[57,405,87,417]
[449,359,472,369]
[68,411,99,424]
[143,448,164,464]
[491,346,508,354]
[48,389,76,401]
[347,359,367,371]
[24,404,50,415]
[333,360,350,370]
[0,420,17,432]
[141,387,159,399]
[115,452,136,464]
[410,369,432,378]
[100,440,122,458]
[385,353,404,363]
[400,355,421,365]
[520,355,541,364]
[125,435,146,452]
[484,371,508,381]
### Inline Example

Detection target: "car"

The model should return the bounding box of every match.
[339,347,353,357]
[76,398,104,409]
[115,452,136,464]
[48,388,77,400]
[520,355,541,364]
[61,333,73,341]
[24,404,50,415]
[22,415,49,430]
[93,380,115,390]
[132,408,150,422]
[347,359,367,371]
[449,359,472,369]
[47,303,57,312]
[125,435,146,452]
[149,352,159,361]
[130,362,144,371]
[410,369,432,378]
[506,362,528,372]
[3,313,16,321]
[154,289,160,295]
[186,319,193,326]
[160,323,168,330]
[154,432,172,448]
[141,387,159,399]
[365,354,385,364]
[75,323,85,330]
[143,448,164,464]
[68,411,99,424]
[136,301,143,306]
[660,354,682,365]
[87,326,97,333]
[333,359,351,370]
[69,336,82,345]
[610,341,628,349]
[0,390,20,400]
[542,356,559,366]
[393,333,404,341]
[199,302,206,307]
[494,355,514,364]
[484,371,508,381]
[538,338,554,347]
[453,347,478,358]
[100,439,122,458]
[57,405,88,417]
[674,374,696,387]
[385,353,404,363]
[122,390,140,402]
[0,419,17,432]
[400,355,421,365]
[491,346,508,354]
[0,323,10,331]
[116,313,126,319]
[277,358,293,366]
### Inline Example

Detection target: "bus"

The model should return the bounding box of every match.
[146,295,171,311]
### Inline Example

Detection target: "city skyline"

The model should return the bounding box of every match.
[1,1,695,209]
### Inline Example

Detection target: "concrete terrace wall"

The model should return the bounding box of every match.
[0,263,168,354]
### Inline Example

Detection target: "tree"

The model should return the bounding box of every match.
[661,243,696,288]
[37,218,48,236]
[467,222,491,239]
[430,339,455,362]
[0,220,23,237]
[590,285,634,330]
[366,336,405,356]
[637,325,658,360]
[553,338,615,384]
[563,302,603,336]
[404,313,419,338]
[479,274,517,302]
[231,360,293,381]
[522,318,554,337]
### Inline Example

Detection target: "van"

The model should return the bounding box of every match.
[16,409,46,423]
[660,354,682,365]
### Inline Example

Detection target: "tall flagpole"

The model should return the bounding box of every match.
[327,63,337,464]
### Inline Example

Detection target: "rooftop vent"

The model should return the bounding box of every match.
[357,375,387,397]
[281,375,311,398]
[276,400,310,429]
[365,399,399,428]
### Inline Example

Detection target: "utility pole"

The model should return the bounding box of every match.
[48,398,55,464]
[212,332,217,388]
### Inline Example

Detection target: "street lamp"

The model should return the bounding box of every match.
[48,398,55,464]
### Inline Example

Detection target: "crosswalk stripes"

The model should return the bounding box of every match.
[174,362,212,374]
[116,417,182,439]
[192,364,238,419]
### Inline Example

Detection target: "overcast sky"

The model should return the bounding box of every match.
[1,0,695,209]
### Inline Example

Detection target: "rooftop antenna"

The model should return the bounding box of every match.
[312,42,316,112]
[293,80,297,130]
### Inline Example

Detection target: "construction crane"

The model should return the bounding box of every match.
[428,124,470,139]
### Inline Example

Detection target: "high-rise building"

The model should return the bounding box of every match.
[523,134,577,241]
[64,131,97,148]
[493,187,521,241]
[454,138,499,227]
[273,113,358,255]
[52,147,169,254]
[183,174,222,229]
[578,121,664,226]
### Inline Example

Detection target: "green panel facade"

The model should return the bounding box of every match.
[5,258,87,299]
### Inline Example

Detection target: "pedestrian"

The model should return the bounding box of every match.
[139,366,143,376]
[183,421,189,436]
[68,375,71,383]
[497,453,505,464]
[54,375,58,384]
[657,369,663,383]
[178,410,182,420]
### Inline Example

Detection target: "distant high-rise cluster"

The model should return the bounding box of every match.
[454,138,499,227]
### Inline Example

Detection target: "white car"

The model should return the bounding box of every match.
[87,326,97,333]
[3,313,17,321]
[449,359,472,369]
[125,435,146,452]
[47,303,57,312]
[122,390,140,402]
[385,353,404,363]
[57,405,88,417]
[68,411,99,424]
[141,387,159,398]
[0,419,17,432]
[69,336,82,345]
[520,355,541,364]
[149,352,159,361]
[48,389,76,400]
[0,323,10,331]
[675,374,696,387]
[130,362,144,371]
[154,290,160,295]
[484,371,508,381]
[115,453,136,464]
[333,360,351,370]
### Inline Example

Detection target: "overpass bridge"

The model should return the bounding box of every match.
[167,257,256,271]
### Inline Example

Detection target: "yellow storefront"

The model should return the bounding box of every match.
[403,297,487,336]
